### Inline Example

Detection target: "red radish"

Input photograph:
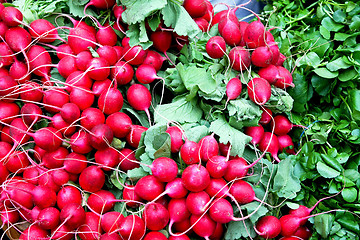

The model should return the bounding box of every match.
[125,125,148,148]
[51,225,74,240]
[65,71,93,92]
[150,157,178,182]
[37,207,60,230]
[182,164,210,192]
[51,169,70,186]
[118,214,146,240]
[38,171,61,192]
[165,178,188,199]
[0,162,9,184]
[134,175,165,201]
[5,151,30,173]
[194,17,209,32]
[80,107,106,130]
[259,107,272,125]
[274,66,295,88]
[29,127,63,152]
[95,147,120,171]
[41,147,68,169]
[228,179,258,204]
[168,198,191,228]
[29,19,61,43]
[78,212,102,240]
[258,64,280,84]
[276,53,286,66]
[229,46,251,71]
[143,202,170,230]
[166,126,184,153]
[5,181,34,209]
[92,79,112,97]
[95,23,118,47]
[127,84,152,120]
[123,185,142,208]
[143,232,167,240]
[202,0,213,22]
[118,148,140,171]
[1,209,20,225]
[150,30,173,54]
[218,17,242,46]
[211,10,227,26]
[0,22,7,38]
[32,185,57,209]
[59,102,80,124]
[56,44,75,59]
[19,225,48,240]
[76,51,93,71]
[60,203,86,230]
[19,82,43,102]
[100,233,122,240]
[198,134,219,162]
[0,43,14,67]
[247,77,272,105]
[5,26,31,53]
[98,88,124,115]
[243,19,266,49]
[87,190,115,214]
[208,198,250,223]
[136,64,161,84]
[87,57,110,81]
[190,213,216,238]
[57,56,77,78]
[180,139,200,165]
[63,152,88,174]
[101,211,124,232]
[186,191,210,215]
[1,7,23,27]
[79,166,105,192]
[97,45,117,65]
[183,0,207,18]
[206,36,226,59]
[206,155,228,179]
[251,45,276,68]
[258,132,280,162]
[254,215,281,239]
[205,178,231,199]
[270,115,294,136]
[226,77,242,101]
[111,61,134,85]
[293,226,312,239]
[57,186,82,210]
[238,21,249,47]
[105,113,131,139]
[9,117,30,144]
[169,235,191,240]
[244,125,265,145]
[279,215,304,237]
[143,50,166,72]
[84,0,115,11]
[42,89,69,113]
[0,101,20,124]
[223,157,249,181]
[123,45,147,66]
[68,27,97,54]
[278,135,295,154]
[27,45,52,80]
[173,218,192,234]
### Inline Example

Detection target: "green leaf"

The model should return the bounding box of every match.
[154,96,203,124]
[288,72,313,112]
[242,201,269,224]
[321,17,344,32]
[209,115,251,157]
[227,99,262,127]
[314,67,339,79]
[314,214,335,238]
[225,219,256,239]
[110,171,127,190]
[147,14,161,31]
[161,1,200,38]
[267,88,294,112]
[334,33,350,41]
[67,0,96,17]
[127,167,148,181]
[182,124,209,143]
[349,89,360,121]
[350,15,360,31]
[311,75,331,96]
[316,161,340,178]
[339,69,357,82]
[333,10,346,23]
[320,26,330,39]
[272,158,301,199]
[121,0,167,24]
[342,188,358,203]
[326,58,352,71]
[126,22,152,49]
[298,52,321,68]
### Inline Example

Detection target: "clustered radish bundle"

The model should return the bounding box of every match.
[0,0,330,239]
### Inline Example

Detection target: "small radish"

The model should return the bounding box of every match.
[243,18,266,49]
[278,134,295,154]
[254,215,281,239]
[111,60,134,85]
[247,77,271,105]
[183,0,207,18]
[218,16,242,46]
[165,178,188,199]
[0,43,14,67]
[95,22,118,47]
[186,191,210,215]
[75,51,93,71]
[101,211,124,232]
[258,64,280,84]
[19,225,48,240]
[208,198,249,223]
[118,214,146,240]
[64,152,88,174]
[270,115,297,136]
[229,46,251,72]
[143,232,167,240]
[180,139,200,165]
[60,203,86,230]
[134,175,165,201]
[244,125,265,145]
[258,132,280,162]
[29,19,62,43]
[79,166,105,192]
[150,157,178,182]
[198,134,219,162]
[125,125,148,148]
[69,87,95,110]
[293,226,312,240]
[37,207,60,230]
[143,50,166,72]
[98,87,124,115]
[80,107,106,130]
[274,66,295,88]
[123,44,147,66]
[42,89,69,113]
[168,198,191,229]
[143,202,170,231]
[89,124,114,150]
[32,185,57,209]
[182,164,210,192]
[77,212,102,240]
[118,148,140,172]
[123,185,142,208]
[92,79,112,97]
[127,84,152,121]
[96,45,117,65]
[166,126,184,153]
[27,45,52,80]
[239,21,249,47]
[226,77,242,101]
[223,157,250,181]
[206,155,229,179]
[206,36,226,59]
[67,27,97,54]
[136,64,162,84]
[70,130,93,154]
[65,70,93,92]
[87,57,110,81]
[190,213,217,238]
[1,7,23,27]
[259,107,272,125]
[87,190,115,214]
[194,17,209,32]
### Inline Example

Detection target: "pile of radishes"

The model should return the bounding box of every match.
[0,0,317,239]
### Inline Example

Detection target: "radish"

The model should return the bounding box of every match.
[57,185,83,210]
[79,166,105,192]
[251,45,277,68]
[28,127,63,152]
[183,0,207,18]
[77,212,102,240]
[247,77,271,105]
[123,184,142,208]
[229,46,251,72]
[95,147,120,171]
[254,215,281,239]
[168,198,191,229]
[226,77,242,101]
[259,107,272,125]
[123,44,147,66]
[5,26,31,53]
[111,60,134,85]
[169,235,191,240]
[27,45,52,80]
[98,87,124,115]
[165,178,188,199]
[166,126,184,153]
[76,51,93,71]
[190,213,216,238]
[5,151,30,173]
[119,148,140,171]
[87,57,110,81]
[29,19,62,43]
[180,139,200,165]
[228,179,259,204]
[134,175,165,201]
[208,198,250,223]
[0,101,20,124]
[4,180,34,209]
[63,152,88,174]
[97,45,117,66]
[41,147,68,169]
[127,84,152,121]
[19,82,43,102]
[32,185,57,209]
[182,164,210,192]
[125,125,148,148]
[95,22,118,47]
[51,225,74,240]
[143,202,170,230]
[194,17,209,32]
[150,157,178,182]
[0,162,9,184]
[42,89,69,113]
[92,79,112,97]
[80,107,106,130]
[258,132,280,162]
[218,15,242,46]
[143,232,167,240]
[60,203,86,230]
[143,50,166,72]
[118,214,146,240]
[1,7,23,27]
[270,115,297,136]
[186,191,210,215]
[202,0,213,22]
[293,226,312,239]
[55,43,75,59]
[211,10,227,26]
[84,0,115,13]
[37,207,60,230]
[101,211,124,232]
[243,18,266,49]
[223,157,250,181]
[274,66,295,88]
[276,53,286,66]
[173,218,192,235]
[0,22,7,38]
[65,71,93,92]
[150,30,174,65]
[100,233,122,240]
[87,190,115,214]
[19,225,48,240]
[67,27,97,54]
[198,134,219,162]
[136,64,162,84]
[0,43,14,67]
[244,125,265,145]
[206,36,226,59]
[278,134,295,154]
[206,155,228,179]
[258,64,280,84]
[1,209,20,225]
